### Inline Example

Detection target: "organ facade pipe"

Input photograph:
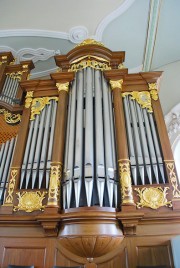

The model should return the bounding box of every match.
[46,72,75,212]
[2,91,33,213]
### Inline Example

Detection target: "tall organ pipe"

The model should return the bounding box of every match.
[102,77,114,207]
[84,68,94,206]
[65,79,77,208]
[74,70,84,207]
[95,70,105,207]
[123,96,137,185]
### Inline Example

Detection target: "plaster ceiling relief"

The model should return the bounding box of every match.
[0,0,135,42]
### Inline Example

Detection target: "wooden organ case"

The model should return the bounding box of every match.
[0,40,180,268]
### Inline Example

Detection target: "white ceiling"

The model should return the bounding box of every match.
[0,0,180,79]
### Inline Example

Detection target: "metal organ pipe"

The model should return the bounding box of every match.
[63,67,117,209]
[95,70,105,207]
[123,94,166,186]
[0,75,19,104]
[84,68,94,207]
[74,70,84,207]
[0,137,16,204]
[20,100,57,190]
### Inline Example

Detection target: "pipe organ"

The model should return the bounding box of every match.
[0,41,180,268]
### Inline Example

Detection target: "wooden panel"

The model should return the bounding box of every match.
[54,247,83,267]
[2,247,45,268]
[137,245,173,267]
[98,248,128,268]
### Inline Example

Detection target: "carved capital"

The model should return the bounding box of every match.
[56,82,69,93]
[25,91,34,108]
[148,82,159,101]
[110,79,123,90]
[0,56,7,65]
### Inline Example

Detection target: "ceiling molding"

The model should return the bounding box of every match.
[94,0,136,40]
[0,46,60,63]
[142,0,162,71]
[0,0,135,43]
[30,67,58,79]
[0,29,69,39]
[69,26,89,43]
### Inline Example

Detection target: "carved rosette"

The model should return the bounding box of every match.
[47,163,63,206]
[4,169,18,205]
[165,161,180,198]
[135,187,172,209]
[110,79,123,91]
[148,82,159,101]
[14,191,47,212]
[30,97,58,120]
[122,91,153,113]
[25,91,34,108]
[0,109,21,125]
[118,160,134,205]
[56,82,69,93]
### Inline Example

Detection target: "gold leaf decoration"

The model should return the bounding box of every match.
[110,79,123,90]
[166,161,180,198]
[122,91,153,113]
[4,169,18,204]
[76,39,105,47]
[56,82,69,93]
[69,59,111,72]
[25,91,34,108]
[0,56,7,65]
[14,191,47,212]
[135,187,172,209]
[118,161,134,204]
[0,109,21,125]
[30,97,58,120]
[148,83,159,101]
[47,163,63,206]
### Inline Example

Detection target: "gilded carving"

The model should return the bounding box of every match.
[148,82,159,101]
[110,79,123,90]
[69,58,111,72]
[4,169,18,204]
[135,187,172,209]
[25,91,34,108]
[166,161,180,198]
[56,82,69,93]
[76,39,105,47]
[0,109,21,125]
[14,191,47,212]
[118,161,134,204]
[122,91,153,113]
[118,63,125,69]
[6,71,23,81]
[30,97,58,120]
[0,56,7,65]
[47,163,63,206]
